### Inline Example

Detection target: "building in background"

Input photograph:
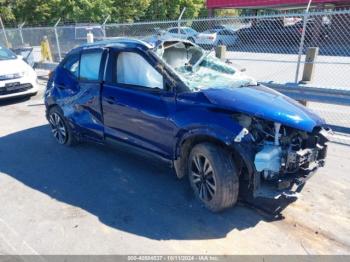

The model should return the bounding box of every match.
[207,0,350,16]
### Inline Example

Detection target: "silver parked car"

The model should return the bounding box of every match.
[196,28,238,48]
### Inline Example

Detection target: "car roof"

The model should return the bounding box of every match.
[73,38,154,52]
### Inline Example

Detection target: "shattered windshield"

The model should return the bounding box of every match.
[154,41,255,91]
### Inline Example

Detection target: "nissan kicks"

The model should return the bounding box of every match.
[45,39,330,213]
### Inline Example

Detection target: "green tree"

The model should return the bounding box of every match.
[112,0,151,23]
[0,0,17,24]
[0,0,207,25]
[143,0,205,21]
[12,0,115,24]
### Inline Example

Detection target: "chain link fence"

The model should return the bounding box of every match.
[3,9,350,89]
[1,9,350,143]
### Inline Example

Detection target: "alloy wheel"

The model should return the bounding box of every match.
[190,154,217,202]
[49,112,67,144]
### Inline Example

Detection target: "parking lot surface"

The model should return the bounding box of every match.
[227,51,350,90]
[0,80,349,255]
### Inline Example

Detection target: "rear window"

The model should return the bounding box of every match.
[0,46,17,60]
[205,29,219,33]
[80,50,103,81]
[184,28,196,34]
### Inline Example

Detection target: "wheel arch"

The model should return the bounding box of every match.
[46,103,60,119]
[173,130,247,180]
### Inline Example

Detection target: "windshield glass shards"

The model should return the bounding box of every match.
[154,41,255,91]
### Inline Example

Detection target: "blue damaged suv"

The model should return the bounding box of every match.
[45,38,330,213]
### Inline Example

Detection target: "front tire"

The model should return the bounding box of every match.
[48,106,77,146]
[188,143,239,212]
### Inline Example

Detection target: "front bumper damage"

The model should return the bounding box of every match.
[234,128,329,216]
[248,157,325,216]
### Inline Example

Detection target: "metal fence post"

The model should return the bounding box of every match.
[0,16,10,48]
[102,15,110,39]
[294,12,309,84]
[54,18,62,62]
[18,22,25,45]
[178,7,186,33]
[301,47,319,83]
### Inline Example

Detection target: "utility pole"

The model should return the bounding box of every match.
[0,16,10,48]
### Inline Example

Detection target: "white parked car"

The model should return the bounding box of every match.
[196,28,238,48]
[163,27,198,42]
[0,46,38,100]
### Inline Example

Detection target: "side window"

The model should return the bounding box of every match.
[80,50,103,81]
[63,53,80,78]
[169,29,177,33]
[116,52,164,90]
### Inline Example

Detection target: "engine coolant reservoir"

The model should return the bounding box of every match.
[254,143,282,173]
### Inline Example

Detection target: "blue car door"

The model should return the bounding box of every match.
[53,47,106,142]
[101,49,176,158]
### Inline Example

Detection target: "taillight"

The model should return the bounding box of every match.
[208,36,214,40]
[298,28,304,34]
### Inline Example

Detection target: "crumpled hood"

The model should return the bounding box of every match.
[202,85,326,132]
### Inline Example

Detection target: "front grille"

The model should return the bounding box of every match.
[0,83,33,95]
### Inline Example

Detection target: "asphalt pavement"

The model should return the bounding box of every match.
[0,80,349,255]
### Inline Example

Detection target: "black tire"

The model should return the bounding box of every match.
[188,143,239,212]
[48,106,77,146]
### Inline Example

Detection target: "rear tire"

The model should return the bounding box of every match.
[48,106,77,146]
[188,143,239,212]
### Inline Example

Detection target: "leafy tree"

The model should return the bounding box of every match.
[12,0,115,25]
[0,0,208,25]
[0,0,17,24]
[112,0,151,23]
[143,0,205,21]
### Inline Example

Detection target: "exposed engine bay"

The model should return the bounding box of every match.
[153,40,331,214]
[235,114,329,191]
